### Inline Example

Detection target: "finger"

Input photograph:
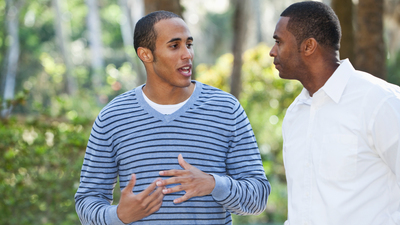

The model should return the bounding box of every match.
[122,174,136,194]
[162,184,184,194]
[156,176,185,187]
[140,178,161,196]
[146,187,165,208]
[173,193,190,204]
[159,169,187,177]
[178,154,192,170]
[147,200,163,216]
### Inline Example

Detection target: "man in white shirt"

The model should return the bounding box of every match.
[269,1,400,225]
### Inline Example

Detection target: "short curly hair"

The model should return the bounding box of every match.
[134,10,181,55]
[281,1,341,50]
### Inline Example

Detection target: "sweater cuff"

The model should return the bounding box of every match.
[107,205,127,225]
[210,173,230,201]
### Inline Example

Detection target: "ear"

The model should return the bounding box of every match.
[137,47,153,63]
[301,38,317,56]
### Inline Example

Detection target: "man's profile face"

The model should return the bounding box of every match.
[269,17,303,80]
[150,18,194,89]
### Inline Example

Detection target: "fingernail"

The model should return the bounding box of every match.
[173,199,178,203]
[159,171,164,175]
[162,189,168,194]
[156,181,162,186]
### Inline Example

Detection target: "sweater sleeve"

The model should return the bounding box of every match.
[210,101,271,215]
[74,114,124,225]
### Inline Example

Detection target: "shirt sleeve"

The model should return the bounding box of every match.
[74,114,124,225]
[210,101,271,215]
[369,96,400,224]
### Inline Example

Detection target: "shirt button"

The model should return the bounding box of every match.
[306,192,310,197]
[306,162,311,167]
[304,222,308,225]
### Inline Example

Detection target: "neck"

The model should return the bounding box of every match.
[143,81,195,105]
[301,51,340,96]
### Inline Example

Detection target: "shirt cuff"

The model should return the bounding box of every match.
[210,173,230,201]
[107,205,127,225]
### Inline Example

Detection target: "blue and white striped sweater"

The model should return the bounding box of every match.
[75,81,270,224]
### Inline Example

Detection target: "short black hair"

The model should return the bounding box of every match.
[281,1,341,50]
[134,10,181,55]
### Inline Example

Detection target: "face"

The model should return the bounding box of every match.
[149,18,194,89]
[269,17,304,80]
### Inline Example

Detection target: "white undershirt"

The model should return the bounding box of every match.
[142,85,195,115]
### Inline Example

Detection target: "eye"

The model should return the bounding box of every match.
[170,44,178,49]
[187,43,193,49]
[275,40,280,44]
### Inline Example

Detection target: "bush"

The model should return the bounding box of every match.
[0,117,91,225]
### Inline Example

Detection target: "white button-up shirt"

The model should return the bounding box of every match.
[283,59,400,225]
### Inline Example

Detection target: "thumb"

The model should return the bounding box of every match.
[123,174,136,194]
[178,154,191,170]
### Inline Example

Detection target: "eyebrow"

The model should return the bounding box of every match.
[166,36,194,44]
[273,34,279,39]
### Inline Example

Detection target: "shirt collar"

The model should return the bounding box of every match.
[297,88,313,106]
[319,59,354,103]
[294,59,354,106]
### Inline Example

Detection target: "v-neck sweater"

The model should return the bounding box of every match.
[75,81,270,225]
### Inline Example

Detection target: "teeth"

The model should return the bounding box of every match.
[182,67,189,70]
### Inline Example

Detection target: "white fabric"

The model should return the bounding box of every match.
[142,84,195,115]
[282,59,400,225]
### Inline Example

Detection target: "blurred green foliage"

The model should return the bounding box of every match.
[0,117,91,224]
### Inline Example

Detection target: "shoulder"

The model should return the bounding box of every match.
[350,71,400,122]
[352,71,400,103]
[97,87,140,124]
[196,81,239,110]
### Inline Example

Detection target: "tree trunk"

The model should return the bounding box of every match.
[253,0,263,44]
[332,0,355,62]
[230,0,248,99]
[52,0,77,95]
[86,0,105,88]
[1,0,23,118]
[355,0,386,79]
[119,0,146,85]
[144,0,182,17]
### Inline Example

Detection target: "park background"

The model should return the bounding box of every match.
[1,0,400,224]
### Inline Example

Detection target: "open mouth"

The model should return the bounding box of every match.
[178,65,192,76]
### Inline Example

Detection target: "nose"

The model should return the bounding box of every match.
[269,45,277,57]
[181,45,194,60]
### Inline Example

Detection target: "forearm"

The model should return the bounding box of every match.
[210,173,270,215]
[75,195,124,225]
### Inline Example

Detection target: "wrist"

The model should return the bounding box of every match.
[116,205,130,224]
[108,205,128,225]
[208,173,216,193]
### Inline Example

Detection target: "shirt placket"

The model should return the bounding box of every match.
[302,96,319,225]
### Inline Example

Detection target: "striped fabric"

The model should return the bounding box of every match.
[75,81,270,225]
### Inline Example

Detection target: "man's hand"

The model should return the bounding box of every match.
[117,174,164,223]
[156,154,216,204]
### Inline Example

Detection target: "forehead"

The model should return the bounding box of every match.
[274,17,290,37]
[154,18,192,42]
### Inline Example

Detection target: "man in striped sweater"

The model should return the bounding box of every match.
[75,10,270,225]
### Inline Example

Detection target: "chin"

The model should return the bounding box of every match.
[278,73,287,79]
[175,79,192,88]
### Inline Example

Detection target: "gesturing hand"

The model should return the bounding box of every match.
[156,154,216,204]
[117,174,164,223]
